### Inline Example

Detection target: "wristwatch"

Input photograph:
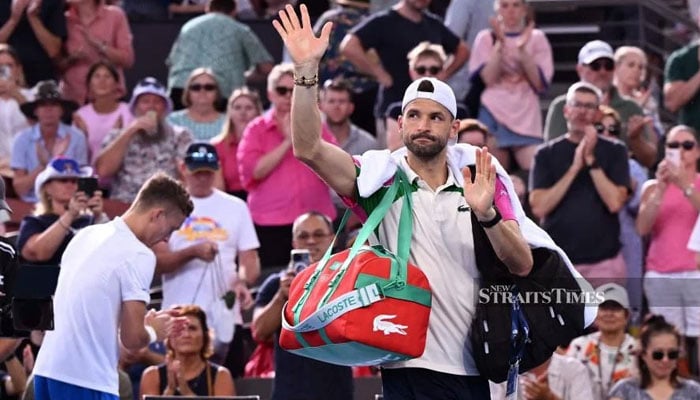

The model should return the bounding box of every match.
[684,185,695,198]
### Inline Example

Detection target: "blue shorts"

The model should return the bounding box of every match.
[34,375,119,400]
[478,106,543,149]
[381,368,490,400]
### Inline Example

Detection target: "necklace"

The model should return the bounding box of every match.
[596,337,624,399]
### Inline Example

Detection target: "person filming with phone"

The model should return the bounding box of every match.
[636,125,700,376]
[17,157,108,266]
[252,211,353,400]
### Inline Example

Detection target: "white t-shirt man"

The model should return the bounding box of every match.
[161,189,259,340]
[33,217,154,396]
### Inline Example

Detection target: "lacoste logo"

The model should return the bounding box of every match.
[373,314,408,335]
[457,204,470,212]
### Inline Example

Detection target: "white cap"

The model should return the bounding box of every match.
[596,283,630,309]
[401,78,457,118]
[34,158,92,197]
[578,40,614,65]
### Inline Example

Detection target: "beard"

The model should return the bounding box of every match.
[403,131,447,160]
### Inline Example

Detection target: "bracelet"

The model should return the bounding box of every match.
[145,325,157,344]
[479,207,502,229]
[58,218,75,234]
[293,74,319,87]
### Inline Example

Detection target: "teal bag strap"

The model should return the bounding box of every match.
[290,167,415,327]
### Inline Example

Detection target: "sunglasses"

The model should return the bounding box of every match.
[595,123,621,136]
[275,86,294,96]
[295,231,332,241]
[414,66,441,75]
[651,349,680,361]
[587,59,614,72]
[666,140,696,150]
[53,177,78,184]
[189,83,217,92]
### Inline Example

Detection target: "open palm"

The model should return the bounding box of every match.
[272,4,333,66]
[462,148,496,217]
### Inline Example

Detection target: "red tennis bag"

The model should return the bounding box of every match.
[279,171,432,366]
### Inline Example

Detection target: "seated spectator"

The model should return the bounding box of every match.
[610,315,700,399]
[211,87,262,200]
[59,0,134,104]
[636,125,700,376]
[17,157,107,266]
[386,42,468,151]
[0,44,33,173]
[11,81,86,203]
[73,61,133,166]
[469,0,553,172]
[140,304,236,397]
[237,63,336,268]
[613,46,663,139]
[95,77,193,203]
[567,283,637,400]
[166,68,226,141]
[252,212,352,400]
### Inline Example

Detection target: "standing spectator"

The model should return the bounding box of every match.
[567,283,637,400]
[664,15,700,138]
[470,0,553,172]
[237,63,336,268]
[636,125,700,376]
[314,0,376,135]
[11,80,86,203]
[95,77,193,203]
[73,61,133,166]
[613,46,663,139]
[17,157,107,266]
[140,305,236,397]
[597,104,646,326]
[167,68,226,141]
[529,82,630,285]
[0,44,33,172]
[609,315,700,399]
[211,87,262,200]
[166,0,274,110]
[0,0,66,86]
[545,40,657,168]
[252,212,353,400]
[31,173,191,400]
[444,0,494,102]
[340,0,469,147]
[59,0,134,104]
[155,143,259,369]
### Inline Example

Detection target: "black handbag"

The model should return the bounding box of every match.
[469,211,586,383]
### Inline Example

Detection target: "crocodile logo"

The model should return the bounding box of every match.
[373,314,408,335]
[457,204,470,212]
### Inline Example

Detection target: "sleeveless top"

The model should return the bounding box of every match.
[157,361,220,395]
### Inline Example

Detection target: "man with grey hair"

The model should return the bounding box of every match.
[530,81,630,285]
[544,40,656,168]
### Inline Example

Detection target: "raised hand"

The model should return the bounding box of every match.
[272,4,333,67]
[461,147,496,219]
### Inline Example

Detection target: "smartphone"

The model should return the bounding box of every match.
[290,249,311,274]
[77,177,98,197]
[666,148,681,166]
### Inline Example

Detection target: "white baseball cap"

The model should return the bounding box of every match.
[596,283,630,309]
[401,78,457,118]
[578,40,614,65]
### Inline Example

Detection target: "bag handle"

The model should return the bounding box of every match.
[291,168,414,324]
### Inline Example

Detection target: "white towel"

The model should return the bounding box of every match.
[353,143,596,327]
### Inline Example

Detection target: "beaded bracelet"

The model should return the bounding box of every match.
[293,74,319,87]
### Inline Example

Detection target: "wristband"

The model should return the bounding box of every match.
[479,207,502,228]
[145,325,157,344]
